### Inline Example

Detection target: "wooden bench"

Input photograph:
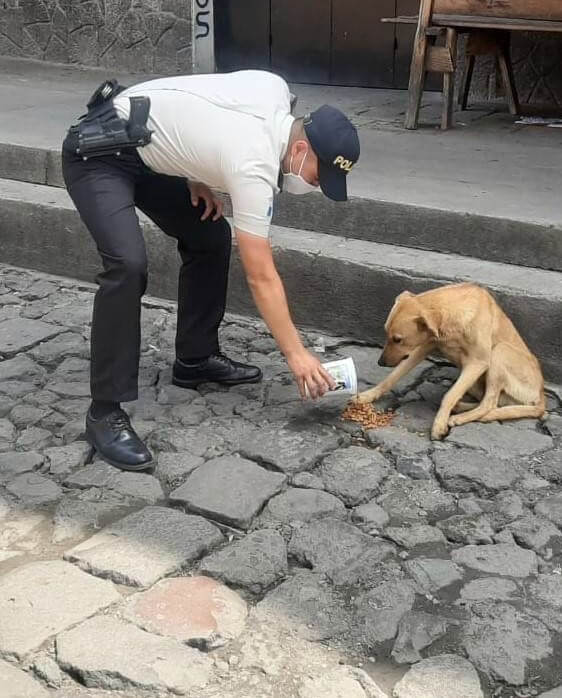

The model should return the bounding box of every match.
[382,0,562,129]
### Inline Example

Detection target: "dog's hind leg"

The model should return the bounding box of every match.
[476,405,545,422]
[458,342,546,424]
[451,400,479,414]
[447,388,501,427]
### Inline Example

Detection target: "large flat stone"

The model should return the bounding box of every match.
[52,497,131,544]
[289,518,375,576]
[385,524,447,549]
[256,570,349,641]
[526,574,562,633]
[64,462,164,503]
[150,425,227,459]
[365,427,431,458]
[170,456,286,529]
[263,487,346,523]
[463,601,552,685]
[299,667,384,698]
[393,654,484,698]
[319,445,389,506]
[329,545,399,587]
[64,506,223,587]
[353,580,416,648]
[405,557,463,593]
[15,426,53,450]
[434,449,524,493]
[0,560,120,658]
[535,493,562,527]
[0,450,44,483]
[0,660,48,697]
[238,424,344,474]
[0,418,16,450]
[56,615,213,693]
[28,331,88,364]
[506,515,562,553]
[391,612,450,664]
[460,577,519,602]
[445,422,553,458]
[393,400,437,434]
[452,544,538,578]
[352,500,390,530]
[378,476,456,523]
[200,529,288,595]
[123,576,247,650]
[43,442,91,476]
[5,472,62,505]
[536,449,562,484]
[437,514,495,545]
[0,355,44,382]
[0,318,61,356]
[155,452,204,489]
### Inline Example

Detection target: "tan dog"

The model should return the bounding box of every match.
[356,283,545,440]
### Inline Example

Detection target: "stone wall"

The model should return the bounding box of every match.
[459,33,562,107]
[0,0,193,74]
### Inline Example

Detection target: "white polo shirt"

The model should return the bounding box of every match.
[113,70,294,238]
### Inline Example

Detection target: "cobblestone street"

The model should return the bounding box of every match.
[0,262,561,698]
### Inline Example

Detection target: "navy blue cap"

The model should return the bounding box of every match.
[304,105,360,202]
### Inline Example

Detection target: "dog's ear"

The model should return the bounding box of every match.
[415,309,440,338]
[396,290,414,302]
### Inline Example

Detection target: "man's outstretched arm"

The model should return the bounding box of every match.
[235,228,334,399]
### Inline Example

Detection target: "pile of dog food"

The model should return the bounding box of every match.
[342,401,395,429]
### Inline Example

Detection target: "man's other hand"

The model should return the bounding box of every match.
[189,182,223,221]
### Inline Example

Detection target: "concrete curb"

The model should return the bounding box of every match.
[1,178,561,381]
[1,142,560,273]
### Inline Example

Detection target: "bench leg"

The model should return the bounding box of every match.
[405,38,428,129]
[441,28,458,130]
[498,43,520,115]
[458,54,475,110]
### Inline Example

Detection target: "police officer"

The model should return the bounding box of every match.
[62,70,360,471]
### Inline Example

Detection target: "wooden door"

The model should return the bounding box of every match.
[214,0,432,89]
[332,0,396,87]
[270,0,331,84]
[214,0,270,72]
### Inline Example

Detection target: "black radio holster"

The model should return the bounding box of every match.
[64,79,153,159]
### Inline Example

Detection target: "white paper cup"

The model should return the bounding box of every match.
[306,356,358,397]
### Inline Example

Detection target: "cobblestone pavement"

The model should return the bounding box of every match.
[1,263,562,698]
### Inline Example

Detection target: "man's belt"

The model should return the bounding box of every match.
[65,79,153,159]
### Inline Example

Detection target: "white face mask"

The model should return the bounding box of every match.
[282,148,319,195]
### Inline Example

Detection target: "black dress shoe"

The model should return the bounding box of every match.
[85,408,153,471]
[172,352,263,388]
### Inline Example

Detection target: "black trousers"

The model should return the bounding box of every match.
[62,148,232,403]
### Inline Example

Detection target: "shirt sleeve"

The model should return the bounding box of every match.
[228,176,274,239]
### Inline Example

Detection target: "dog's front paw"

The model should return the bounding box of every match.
[355,390,380,405]
[448,415,463,428]
[431,417,450,441]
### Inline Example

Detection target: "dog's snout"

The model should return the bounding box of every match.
[378,354,388,367]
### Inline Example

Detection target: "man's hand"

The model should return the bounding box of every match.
[287,348,336,400]
[189,182,223,221]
